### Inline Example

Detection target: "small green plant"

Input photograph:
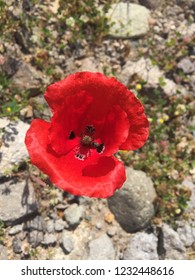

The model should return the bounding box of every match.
[59,0,113,43]
[0,220,5,244]
[140,27,194,79]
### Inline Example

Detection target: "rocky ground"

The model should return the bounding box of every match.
[0,0,195,260]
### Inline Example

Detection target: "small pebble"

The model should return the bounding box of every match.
[9,224,23,236]
[56,203,67,210]
[12,237,22,254]
[42,234,56,246]
[95,222,103,230]
[61,233,74,254]
[54,219,65,232]
[28,230,44,248]
[46,220,55,233]
[104,212,115,224]
[107,227,117,237]
[64,203,84,228]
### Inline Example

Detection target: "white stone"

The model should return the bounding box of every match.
[0,120,30,176]
[106,3,150,38]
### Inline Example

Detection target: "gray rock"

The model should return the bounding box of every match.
[119,57,177,96]
[9,224,23,235]
[56,203,67,211]
[0,55,20,77]
[24,215,45,232]
[78,196,92,206]
[42,233,56,246]
[123,232,158,260]
[14,25,30,53]
[0,180,38,226]
[28,230,44,248]
[64,203,84,228]
[106,3,150,38]
[88,234,116,260]
[11,61,49,94]
[0,245,8,260]
[76,57,103,73]
[0,119,30,176]
[108,168,156,232]
[61,232,74,254]
[54,219,65,232]
[162,224,186,259]
[45,220,55,233]
[107,227,117,237]
[95,222,103,230]
[177,221,195,247]
[139,0,165,9]
[12,236,22,254]
[177,58,195,74]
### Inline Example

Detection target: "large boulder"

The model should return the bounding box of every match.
[106,3,150,38]
[108,168,156,232]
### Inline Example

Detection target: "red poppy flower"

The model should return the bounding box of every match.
[25,72,149,198]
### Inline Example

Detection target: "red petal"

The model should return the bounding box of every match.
[44,72,113,113]
[48,90,93,155]
[25,119,126,198]
[44,72,149,151]
[98,105,129,156]
[119,93,149,150]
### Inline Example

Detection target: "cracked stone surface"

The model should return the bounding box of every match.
[0,179,38,225]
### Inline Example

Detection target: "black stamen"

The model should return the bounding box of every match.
[96,143,104,153]
[85,125,95,135]
[69,131,75,139]
[92,142,104,153]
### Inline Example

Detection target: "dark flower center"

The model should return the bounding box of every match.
[69,125,104,160]
[81,135,93,146]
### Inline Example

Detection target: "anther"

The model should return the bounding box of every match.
[92,142,104,153]
[81,135,93,146]
[85,125,95,135]
[69,131,76,139]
